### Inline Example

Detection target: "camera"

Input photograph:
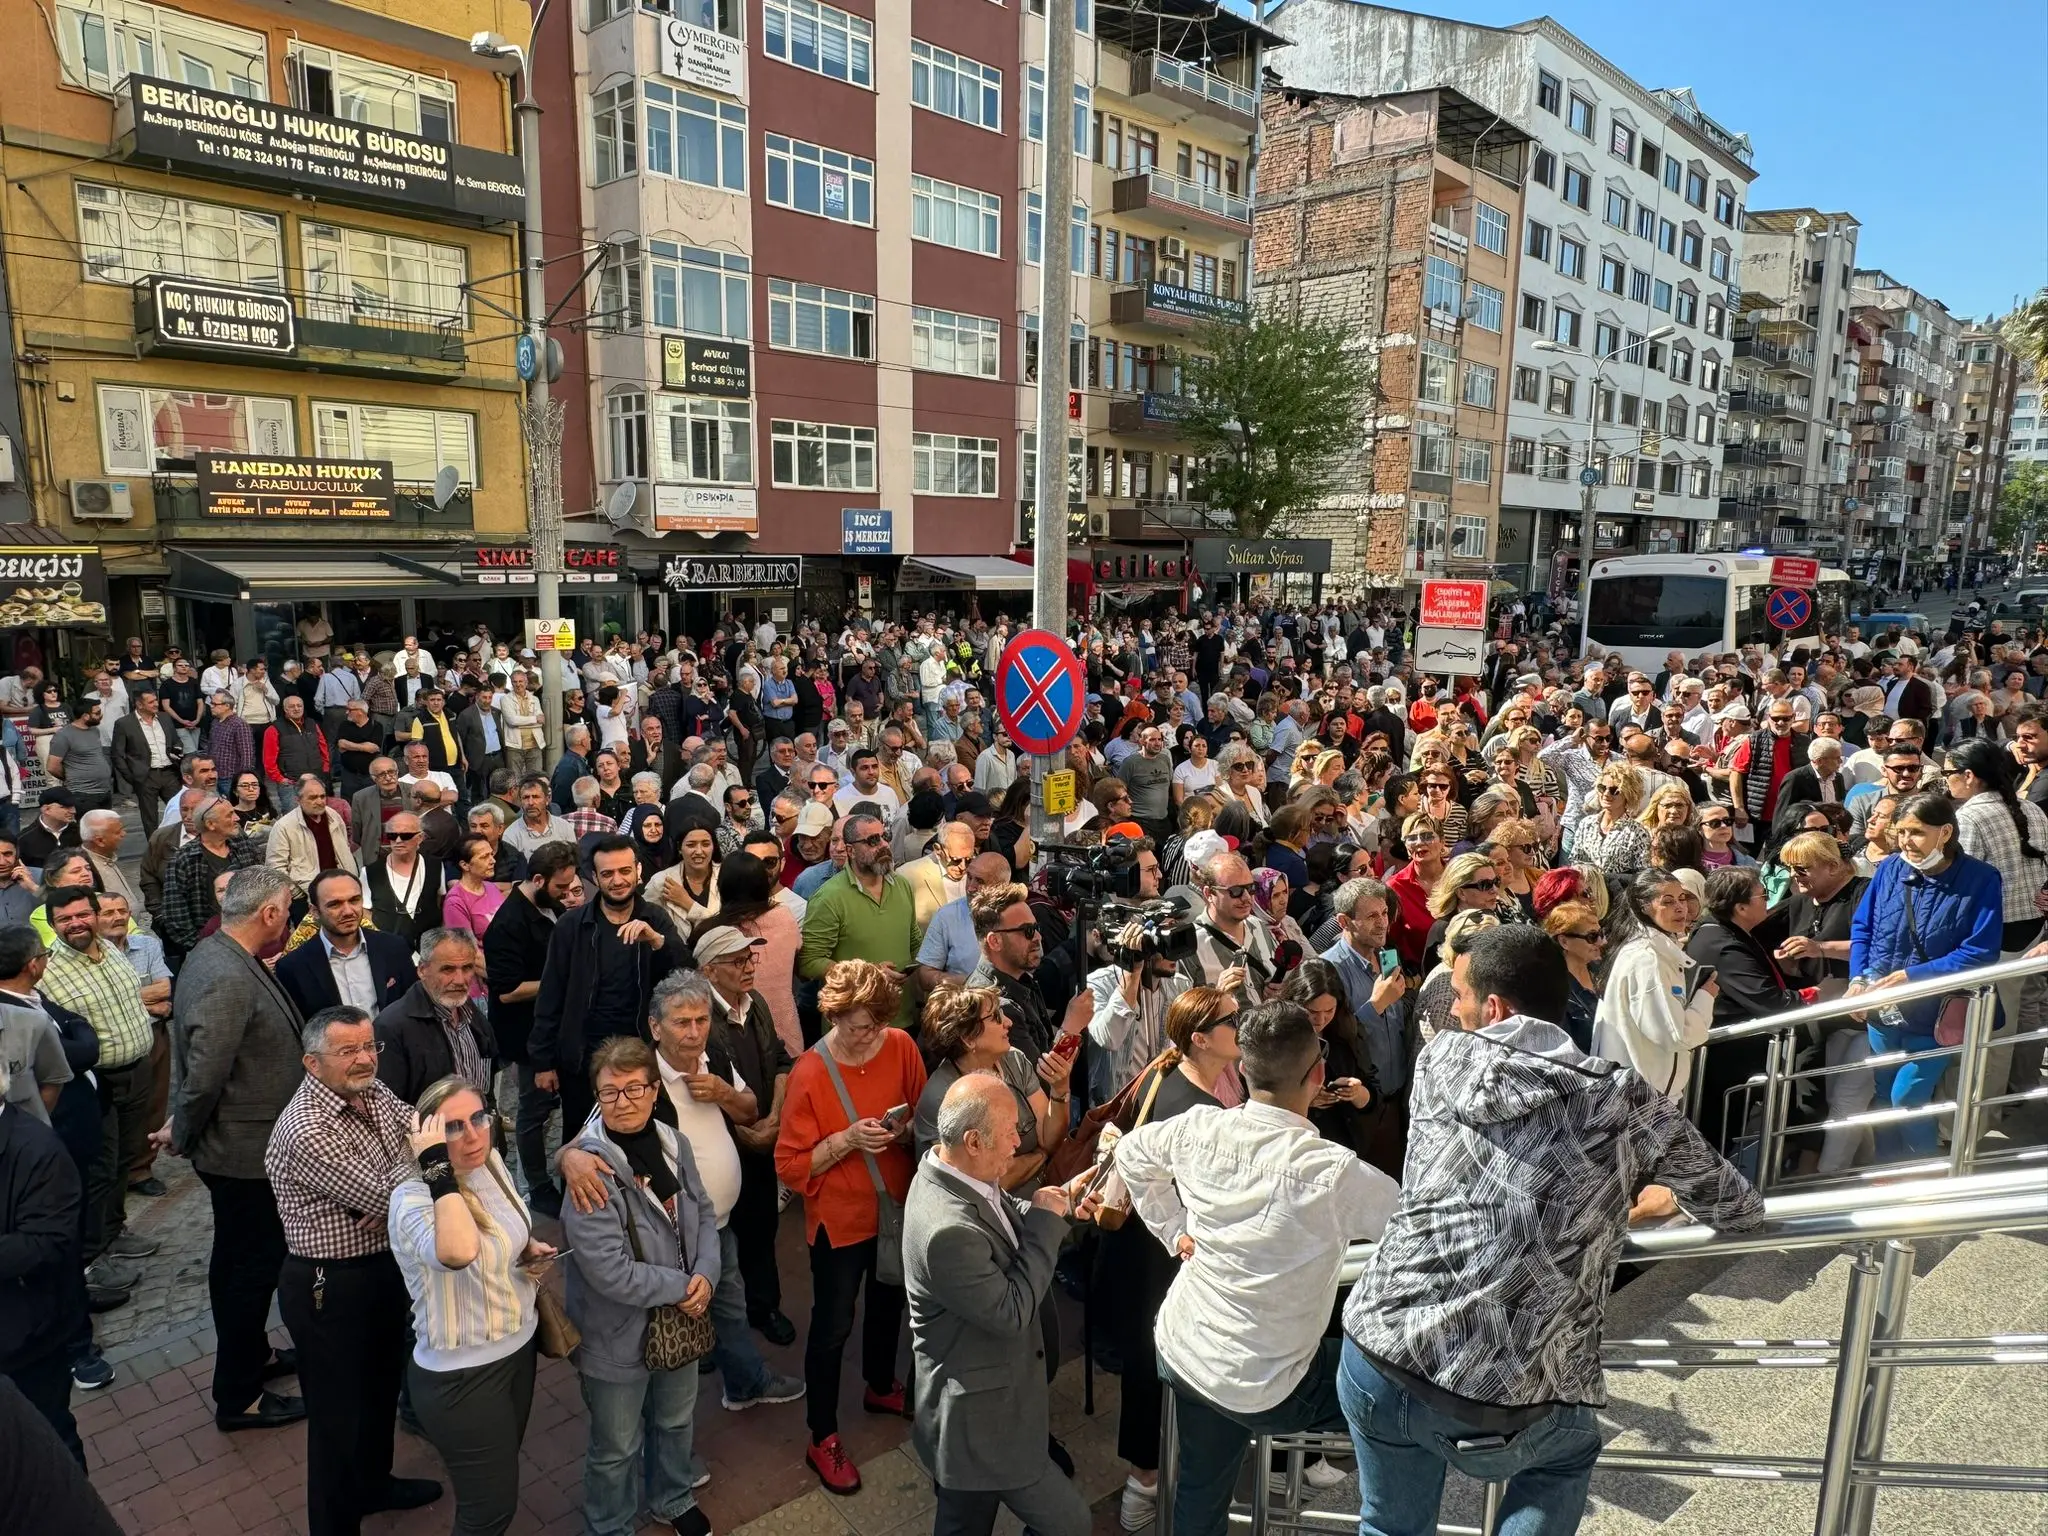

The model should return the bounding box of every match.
[1039,839,1142,904]
[1099,897,1199,969]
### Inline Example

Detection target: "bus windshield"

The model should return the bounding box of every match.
[1586,575,1726,652]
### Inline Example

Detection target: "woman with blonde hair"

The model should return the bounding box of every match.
[1160,791,1220,889]
[1486,817,1545,915]
[1637,782,1697,833]
[1574,762,1651,885]
[1290,747,1346,796]
[1541,899,1607,1050]
[1422,850,1508,957]
[1413,909,1499,1045]
[1385,812,1449,974]
[1215,743,1268,825]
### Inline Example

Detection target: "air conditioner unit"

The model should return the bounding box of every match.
[1162,266,1187,288]
[1086,508,1111,538]
[1161,236,1187,261]
[69,479,134,521]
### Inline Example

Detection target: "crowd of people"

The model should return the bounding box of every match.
[0,593,2043,1536]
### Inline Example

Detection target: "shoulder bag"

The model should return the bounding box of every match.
[616,1164,717,1371]
[1901,881,1971,1048]
[1043,1042,1179,1188]
[813,1043,906,1287]
[484,1156,580,1359]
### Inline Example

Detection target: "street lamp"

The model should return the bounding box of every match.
[1534,324,1674,611]
[473,20,566,767]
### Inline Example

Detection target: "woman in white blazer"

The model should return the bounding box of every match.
[1594,868,1718,1099]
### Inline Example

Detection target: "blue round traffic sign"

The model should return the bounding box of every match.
[995,628,1086,757]
[1579,467,1600,487]
[516,334,539,382]
[1766,586,1812,631]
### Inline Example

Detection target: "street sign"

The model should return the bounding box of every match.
[1579,467,1600,487]
[1418,579,1490,630]
[516,333,539,381]
[1042,769,1076,816]
[1770,556,1821,589]
[1766,587,1812,631]
[1413,625,1487,677]
[524,616,576,652]
[994,628,1086,757]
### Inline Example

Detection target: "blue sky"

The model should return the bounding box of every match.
[1248,0,2048,321]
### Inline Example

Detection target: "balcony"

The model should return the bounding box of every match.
[1133,496,1231,534]
[1112,168,1252,238]
[132,277,469,381]
[1127,51,1258,132]
[1729,386,1789,416]
[1108,281,1249,335]
[1723,440,1788,467]
[1864,474,1905,496]
[1107,392,1194,436]
[149,475,474,530]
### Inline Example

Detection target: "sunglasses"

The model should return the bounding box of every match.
[1699,817,1731,829]
[385,830,421,842]
[1465,877,1500,892]
[1598,784,1623,795]
[1218,882,1256,899]
[849,834,888,848]
[441,1108,494,1137]
[999,921,1041,939]
[1563,929,1605,944]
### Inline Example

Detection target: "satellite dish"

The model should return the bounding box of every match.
[432,465,460,509]
[604,482,640,527]
[1870,405,1890,423]
[1794,215,1812,233]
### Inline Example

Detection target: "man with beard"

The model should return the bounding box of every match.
[966,882,1054,1063]
[798,811,920,1026]
[483,842,579,1215]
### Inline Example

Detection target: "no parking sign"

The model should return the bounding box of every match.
[994,629,1086,756]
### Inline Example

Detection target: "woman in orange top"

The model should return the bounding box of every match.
[773,959,927,1496]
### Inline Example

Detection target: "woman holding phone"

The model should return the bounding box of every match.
[911,983,1072,1183]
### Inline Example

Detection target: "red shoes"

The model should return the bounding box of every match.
[862,1379,909,1416]
[806,1434,861,1495]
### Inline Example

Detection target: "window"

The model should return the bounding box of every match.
[1646,340,1665,371]
[1668,401,1688,439]
[1610,121,1634,160]
[913,433,997,496]
[1693,408,1714,445]
[1618,394,1639,426]
[288,43,454,141]
[1462,362,1497,408]
[605,391,646,482]
[1022,194,1086,268]
[1594,321,1620,358]
[767,278,875,360]
[1567,95,1593,137]
[1688,460,1711,498]
[1699,355,1720,391]
[1546,375,1576,416]
[912,174,1000,256]
[1714,188,1736,224]
[1524,220,1552,261]
[1557,238,1585,280]
[1708,246,1730,281]
[1674,289,1697,327]
[1025,66,1090,147]
[625,0,742,34]
[1669,346,1693,383]
[592,83,637,183]
[1657,218,1677,255]
[1703,302,1725,338]
[1424,255,1463,315]
[1651,279,1672,312]
[1537,71,1561,113]
[1468,282,1503,331]
[302,223,467,328]
[1539,443,1571,480]
[1605,189,1628,228]
[1020,431,1084,505]
[1598,256,1625,294]
[1562,166,1590,210]
[1679,229,1702,268]
[912,40,1000,130]
[75,183,282,289]
[647,241,749,339]
[1531,149,1556,188]
[1413,420,1452,475]
[1513,366,1543,404]
[594,241,643,332]
[1684,168,1707,208]
[643,82,746,189]
[1658,459,1681,494]
[1509,437,1536,474]
[1456,439,1492,485]
[763,0,873,87]
[1552,308,1582,348]
[1027,0,1093,31]
[1634,205,1655,242]
[58,0,265,96]
[765,133,872,223]
[771,420,876,491]
[1417,339,1454,405]
[911,306,1000,378]
[1663,156,1683,193]
[1622,330,1646,364]
[98,385,292,473]
[314,401,474,484]
[1629,268,1651,304]
[1474,202,1508,255]
[1520,293,1547,333]
[1020,315,1084,383]
[1451,513,1489,558]
[654,396,751,485]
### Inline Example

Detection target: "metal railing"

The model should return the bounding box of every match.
[1155,1167,2048,1536]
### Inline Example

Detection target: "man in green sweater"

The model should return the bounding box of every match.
[798,811,922,1025]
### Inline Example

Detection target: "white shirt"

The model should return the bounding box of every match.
[136,714,170,768]
[656,1051,745,1226]
[833,780,902,818]
[400,769,460,800]
[929,1156,1017,1247]
[1118,1101,1398,1414]
[322,933,379,1014]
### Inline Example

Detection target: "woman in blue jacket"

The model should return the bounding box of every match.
[1849,791,2004,1158]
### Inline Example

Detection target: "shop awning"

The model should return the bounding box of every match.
[896,556,1034,592]
[168,548,465,602]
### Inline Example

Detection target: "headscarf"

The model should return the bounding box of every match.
[619,803,673,879]
[1250,866,1289,919]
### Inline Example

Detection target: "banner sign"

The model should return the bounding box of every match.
[120,78,526,225]
[658,18,747,96]
[654,485,757,535]
[0,544,108,627]
[194,454,394,519]
[136,276,295,356]
[664,555,802,591]
[1418,579,1490,629]
[1189,538,1332,575]
[842,508,893,554]
[661,336,751,399]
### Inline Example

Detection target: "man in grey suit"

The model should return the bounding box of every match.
[169,865,307,1433]
[904,1075,1092,1536]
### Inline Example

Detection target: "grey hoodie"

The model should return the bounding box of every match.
[1344,1014,1763,1409]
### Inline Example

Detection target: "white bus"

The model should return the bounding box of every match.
[1581,554,1852,674]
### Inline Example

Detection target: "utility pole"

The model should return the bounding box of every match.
[1028,0,1076,848]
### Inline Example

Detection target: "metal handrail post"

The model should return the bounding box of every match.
[1158,1390,1179,1536]
[1812,1245,1884,1536]
[1949,986,1996,1177]
[1250,1434,1275,1536]
[1844,1239,1917,1536]
[1756,1032,1787,1192]
[1480,1480,1503,1536]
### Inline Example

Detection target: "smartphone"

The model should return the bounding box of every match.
[1050,1031,1084,1063]
[1685,964,1717,1005]
[1074,1144,1118,1203]
[881,1103,911,1130]
[1379,948,1401,977]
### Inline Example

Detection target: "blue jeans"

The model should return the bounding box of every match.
[1160,1336,1347,1536]
[710,1224,771,1401]
[1867,1021,1942,1158]
[579,1367,700,1536]
[1338,1342,1601,1536]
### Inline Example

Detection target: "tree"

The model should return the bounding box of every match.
[2002,290,2048,373]
[1997,460,2048,562]
[1168,303,1375,539]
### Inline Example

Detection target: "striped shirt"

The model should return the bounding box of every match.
[265,1074,415,1258]
[39,937,152,1068]
[1954,793,2048,928]
[390,1152,537,1371]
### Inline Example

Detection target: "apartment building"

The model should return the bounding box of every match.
[2013,362,2048,471]
[1716,208,1861,559]
[1254,85,1528,589]
[1847,270,1963,586]
[1954,328,2019,579]
[1267,3,1753,595]
[0,0,534,660]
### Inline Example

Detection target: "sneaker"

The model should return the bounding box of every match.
[671,1508,711,1536]
[1301,1455,1350,1490]
[691,1462,712,1491]
[86,1284,130,1314]
[85,1258,140,1290]
[104,1230,161,1259]
[806,1435,861,1495]
[862,1380,907,1416]
[722,1371,805,1412]
[1119,1476,1158,1532]
[71,1352,115,1391]
[749,1309,797,1347]
[776,1182,794,1213]
[127,1177,168,1197]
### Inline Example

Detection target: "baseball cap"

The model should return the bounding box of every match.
[793,802,835,837]
[1717,700,1753,723]
[37,786,76,809]
[694,927,765,965]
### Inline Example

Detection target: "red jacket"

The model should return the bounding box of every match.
[1384,861,1436,977]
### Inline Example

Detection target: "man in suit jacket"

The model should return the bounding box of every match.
[900,821,974,932]
[1886,654,1938,728]
[168,865,306,1431]
[628,717,685,803]
[452,684,505,807]
[360,811,444,954]
[1778,736,1849,808]
[350,758,408,854]
[903,1074,1090,1536]
[274,869,417,1022]
[110,691,182,829]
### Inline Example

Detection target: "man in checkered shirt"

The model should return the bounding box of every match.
[264,1004,442,1532]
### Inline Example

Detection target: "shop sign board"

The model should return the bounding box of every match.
[1189,537,1332,576]
[659,18,747,96]
[136,276,296,356]
[194,454,394,519]
[664,555,803,591]
[0,543,108,627]
[842,508,893,554]
[654,485,757,535]
[661,336,750,399]
[465,546,624,587]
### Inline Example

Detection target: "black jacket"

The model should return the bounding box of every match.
[111,710,179,789]
[1685,919,1801,1027]
[362,857,445,953]
[483,886,555,1063]
[0,1103,84,1372]
[275,929,420,1022]
[1779,764,1847,808]
[373,982,501,1106]
[715,990,794,1162]
[527,897,684,1075]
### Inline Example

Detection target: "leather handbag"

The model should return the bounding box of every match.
[1902,884,1972,1047]
[619,1174,717,1371]
[813,1043,906,1287]
[1043,1045,1179,1188]
[486,1159,580,1359]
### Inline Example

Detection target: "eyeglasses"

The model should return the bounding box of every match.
[1563,929,1606,944]
[849,834,888,849]
[1464,877,1500,893]
[441,1108,494,1137]
[1300,1035,1331,1085]
[385,830,421,842]
[321,1040,385,1061]
[941,853,971,870]
[596,1081,655,1105]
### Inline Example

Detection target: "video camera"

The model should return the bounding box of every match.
[1037,838,1143,904]
[1098,896,1199,969]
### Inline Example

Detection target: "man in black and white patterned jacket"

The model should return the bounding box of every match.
[1337,926,1764,1535]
